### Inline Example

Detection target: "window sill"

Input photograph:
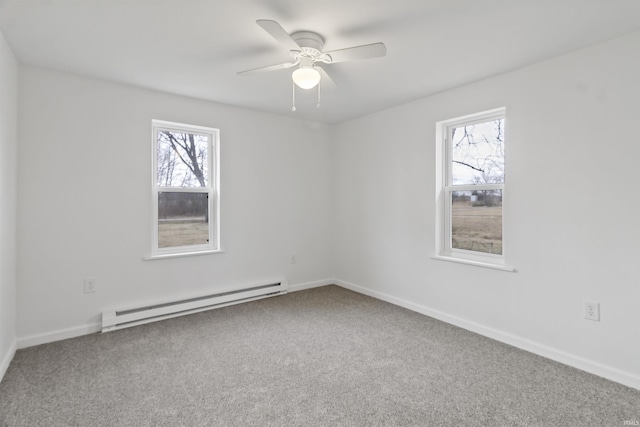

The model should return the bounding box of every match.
[144,249,224,261]
[431,254,516,272]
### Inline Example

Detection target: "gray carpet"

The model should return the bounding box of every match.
[1,285,638,426]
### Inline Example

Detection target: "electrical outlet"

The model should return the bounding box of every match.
[84,278,96,294]
[290,255,297,264]
[584,301,600,321]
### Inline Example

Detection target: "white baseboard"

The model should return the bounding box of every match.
[334,279,640,391]
[288,278,335,293]
[0,339,16,382]
[17,323,101,349]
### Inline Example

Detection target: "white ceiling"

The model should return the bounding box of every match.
[2,0,640,124]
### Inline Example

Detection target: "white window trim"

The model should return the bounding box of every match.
[148,120,221,259]
[434,108,515,272]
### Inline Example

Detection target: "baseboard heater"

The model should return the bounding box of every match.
[101,279,288,332]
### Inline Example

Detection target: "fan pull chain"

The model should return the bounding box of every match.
[291,81,296,112]
[316,82,321,109]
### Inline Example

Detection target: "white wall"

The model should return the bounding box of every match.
[17,66,334,344]
[0,30,18,379]
[333,31,640,388]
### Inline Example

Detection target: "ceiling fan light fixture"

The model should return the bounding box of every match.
[292,67,321,89]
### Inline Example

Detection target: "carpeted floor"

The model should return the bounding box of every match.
[1,285,638,426]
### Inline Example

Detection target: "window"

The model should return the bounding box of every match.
[150,120,220,258]
[435,108,510,269]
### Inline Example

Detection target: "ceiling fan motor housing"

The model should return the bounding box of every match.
[291,31,324,52]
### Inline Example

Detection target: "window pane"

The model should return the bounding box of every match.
[157,130,209,188]
[451,190,502,255]
[158,192,209,248]
[451,119,504,185]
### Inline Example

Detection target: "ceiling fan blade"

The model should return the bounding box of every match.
[256,19,301,52]
[237,62,298,76]
[324,42,386,64]
[316,67,337,89]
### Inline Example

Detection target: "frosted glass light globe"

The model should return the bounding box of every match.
[292,67,321,89]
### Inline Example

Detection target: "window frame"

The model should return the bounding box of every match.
[149,120,220,259]
[434,108,513,271]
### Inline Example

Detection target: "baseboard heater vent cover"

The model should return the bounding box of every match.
[102,279,288,332]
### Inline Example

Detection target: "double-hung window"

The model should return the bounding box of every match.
[150,120,220,258]
[436,108,509,269]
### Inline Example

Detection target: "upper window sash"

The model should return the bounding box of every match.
[444,112,505,188]
[153,122,216,191]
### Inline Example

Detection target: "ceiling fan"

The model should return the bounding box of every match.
[238,20,387,110]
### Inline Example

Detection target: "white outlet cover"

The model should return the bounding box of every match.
[584,301,600,321]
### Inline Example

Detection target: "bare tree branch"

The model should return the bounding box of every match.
[452,160,484,173]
